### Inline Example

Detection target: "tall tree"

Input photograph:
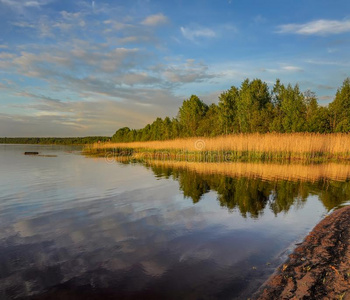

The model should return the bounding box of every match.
[218,86,239,134]
[269,79,284,132]
[178,95,208,137]
[236,79,271,133]
[280,84,306,132]
[163,117,172,140]
[198,103,222,136]
[112,127,131,142]
[329,78,350,132]
[149,118,165,140]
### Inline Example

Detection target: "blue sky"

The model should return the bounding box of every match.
[0,0,349,137]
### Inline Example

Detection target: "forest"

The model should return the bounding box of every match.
[112,78,350,143]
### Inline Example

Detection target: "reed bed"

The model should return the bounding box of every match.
[147,160,350,183]
[84,133,350,162]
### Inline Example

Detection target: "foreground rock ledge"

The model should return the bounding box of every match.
[254,205,350,300]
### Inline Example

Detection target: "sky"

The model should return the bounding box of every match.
[0,0,349,137]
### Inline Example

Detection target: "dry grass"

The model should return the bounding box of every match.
[85,133,350,162]
[146,160,350,183]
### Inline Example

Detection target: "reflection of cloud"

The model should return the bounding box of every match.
[0,153,335,298]
[141,260,167,276]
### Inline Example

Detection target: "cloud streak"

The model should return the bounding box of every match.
[180,26,216,41]
[0,0,51,12]
[277,19,350,35]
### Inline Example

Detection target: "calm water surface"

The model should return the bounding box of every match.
[0,145,349,299]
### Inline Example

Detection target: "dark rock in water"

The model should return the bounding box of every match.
[24,152,39,155]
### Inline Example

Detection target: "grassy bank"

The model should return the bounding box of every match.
[83,133,350,163]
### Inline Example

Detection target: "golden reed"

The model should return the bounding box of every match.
[87,133,350,161]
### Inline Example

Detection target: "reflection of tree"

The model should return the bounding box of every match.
[317,180,350,210]
[147,163,350,218]
[178,171,210,203]
[214,177,270,218]
[269,181,308,214]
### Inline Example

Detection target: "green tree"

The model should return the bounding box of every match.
[197,103,222,136]
[280,84,306,132]
[236,79,271,133]
[141,124,151,141]
[163,117,172,140]
[303,90,331,133]
[329,78,350,132]
[218,86,239,134]
[112,127,131,142]
[150,118,164,140]
[178,95,208,137]
[269,79,284,132]
[171,118,181,139]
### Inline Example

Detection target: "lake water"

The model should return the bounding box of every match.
[1,145,349,299]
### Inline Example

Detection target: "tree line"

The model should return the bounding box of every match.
[112,78,350,142]
[0,136,110,145]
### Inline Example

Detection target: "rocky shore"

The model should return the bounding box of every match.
[254,205,350,299]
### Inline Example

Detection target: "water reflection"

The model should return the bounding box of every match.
[146,161,350,218]
[1,146,350,299]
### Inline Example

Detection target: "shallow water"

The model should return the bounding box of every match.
[0,145,349,299]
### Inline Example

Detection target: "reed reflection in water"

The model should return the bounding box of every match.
[145,160,350,217]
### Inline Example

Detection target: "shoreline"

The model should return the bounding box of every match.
[83,133,350,163]
[253,205,350,299]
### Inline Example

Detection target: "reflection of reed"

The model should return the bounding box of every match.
[146,160,350,182]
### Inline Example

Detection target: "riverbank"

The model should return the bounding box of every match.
[254,205,350,299]
[83,133,350,163]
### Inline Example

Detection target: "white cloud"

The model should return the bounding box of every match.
[11,21,36,28]
[180,26,216,41]
[24,1,42,7]
[305,59,350,67]
[141,13,168,26]
[0,52,16,59]
[61,11,82,20]
[162,59,215,83]
[2,89,182,136]
[281,65,303,72]
[277,19,350,35]
[0,0,51,10]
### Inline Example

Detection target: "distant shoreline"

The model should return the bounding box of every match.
[0,136,110,145]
